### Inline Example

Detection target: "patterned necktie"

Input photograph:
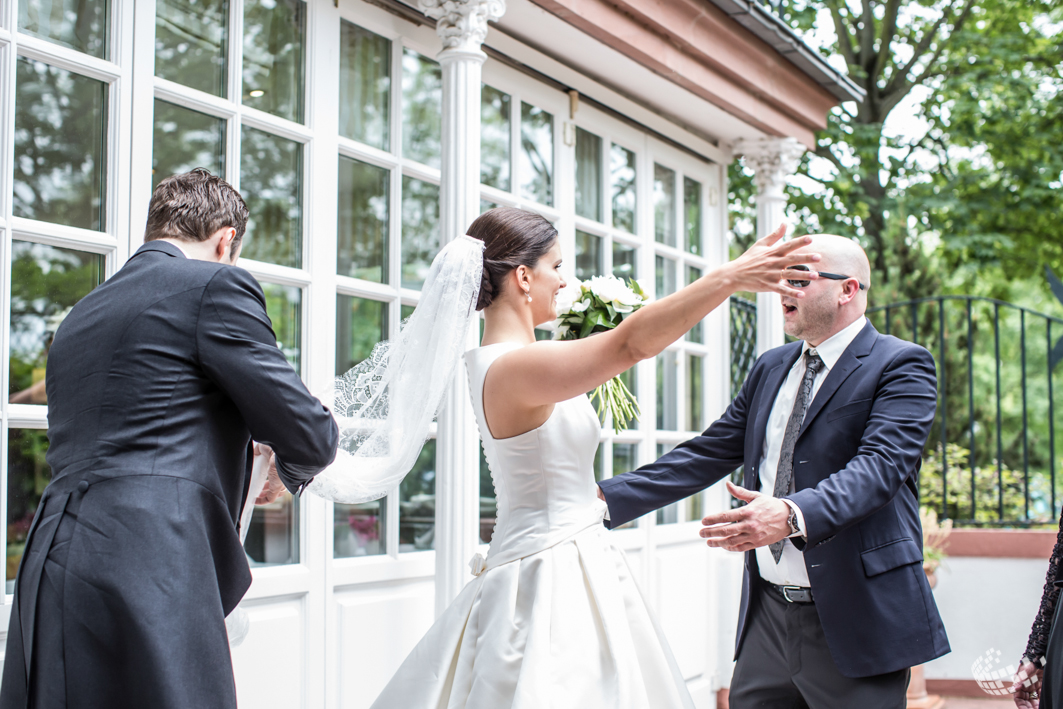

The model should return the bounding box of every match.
[769,349,825,563]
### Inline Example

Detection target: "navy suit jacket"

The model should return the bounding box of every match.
[599,320,950,678]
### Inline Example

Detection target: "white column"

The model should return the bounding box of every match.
[419,0,505,616]
[733,137,805,355]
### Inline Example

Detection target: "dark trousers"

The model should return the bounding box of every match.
[729,580,910,709]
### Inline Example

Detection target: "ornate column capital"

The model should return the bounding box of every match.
[419,0,506,53]
[733,136,806,201]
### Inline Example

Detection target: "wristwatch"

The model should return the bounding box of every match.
[785,504,801,537]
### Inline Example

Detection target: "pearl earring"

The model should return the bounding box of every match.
[525,291,533,303]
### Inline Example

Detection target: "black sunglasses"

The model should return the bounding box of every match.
[787,264,867,290]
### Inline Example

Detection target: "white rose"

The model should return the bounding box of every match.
[590,275,642,310]
[555,280,582,314]
[571,299,590,313]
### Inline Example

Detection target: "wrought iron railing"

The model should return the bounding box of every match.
[731,296,758,397]
[868,295,1063,527]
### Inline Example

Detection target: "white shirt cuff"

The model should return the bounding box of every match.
[781,498,806,539]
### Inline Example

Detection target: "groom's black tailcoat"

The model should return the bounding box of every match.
[0,241,339,708]
[599,321,950,678]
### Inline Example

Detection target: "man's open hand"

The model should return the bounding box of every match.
[699,481,791,552]
[253,442,286,505]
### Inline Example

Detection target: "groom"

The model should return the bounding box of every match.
[599,235,949,708]
[1,169,339,709]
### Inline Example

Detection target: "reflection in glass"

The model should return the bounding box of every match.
[240,127,303,268]
[399,440,437,552]
[575,230,602,281]
[575,128,602,222]
[6,429,51,591]
[613,443,638,529]
[479,446,496,543]
[152,100,226,191]
[245,496,299,565]
[656,256,676,299]
[340,22,390,149]
[334,293,389,558]
[685,177,702,255]
[688,354,703,432]
[686,266,703,343]
[520,103,553,206]
[14,58,107,231]
[654,164,676,247]
[338,157,389,283]
[480,199,497,214]
[261,283,301,371]
[402,50,442,168]
[656,442,679,524]
[593,443,604,483]
[657,350,678,431]
[335,295,387,375]
[481,86,510,191]
[613,242,637,281]
[401,176,441,289]
[8,241,104,404]
[19,0,108,58]
[155,0,227,96]
[611,144,636,233]
[243,0,305,123]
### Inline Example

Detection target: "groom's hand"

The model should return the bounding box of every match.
[254,443,286,505]
[699,482,790,552]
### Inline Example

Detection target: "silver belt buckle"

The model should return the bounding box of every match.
[781,585,804,603]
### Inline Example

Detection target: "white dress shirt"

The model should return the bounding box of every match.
[755,316,867,587]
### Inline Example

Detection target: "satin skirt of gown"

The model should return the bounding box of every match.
[369,343,695,709]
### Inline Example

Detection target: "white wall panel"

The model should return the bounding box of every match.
[232,596,307,709]
[335,580,435,709]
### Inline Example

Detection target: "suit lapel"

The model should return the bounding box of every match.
[799,321,878,435]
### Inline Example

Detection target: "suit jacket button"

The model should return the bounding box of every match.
[77,481,89,493]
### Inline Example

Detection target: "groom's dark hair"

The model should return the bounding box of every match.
[469,207,558,311]
[144,169,249,249]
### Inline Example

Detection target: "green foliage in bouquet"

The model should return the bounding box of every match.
[554,276,647,432]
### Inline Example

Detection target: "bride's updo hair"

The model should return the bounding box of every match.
[468,207,558,311]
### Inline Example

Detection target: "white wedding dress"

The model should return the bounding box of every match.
[369,342,696,709]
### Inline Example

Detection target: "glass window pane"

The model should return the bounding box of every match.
[399,439,436,552]
[338,157,389,283]
[402,50,442,168]
[480,446,496,543]
[9,242,104,404]
[657,350,677,431]
[686,266,703,343]
[612,443,638,529]
[335,294,387,375]
[685,177,702,255]
[481,85,510,191]
[14,58,107,231]
[401,176,440,290]
[155,0,228,96]
[612,242,637,281]
[655,255,676,298]
[520,102,553,206]
[339,22,390,149]
[19,0,107,58]
[688,354,703,432]
[244,496,299,565]
[575,230,602,281]
[656,443,679,524]
[575,127,602,222]
[261,282,301,371]
[654,164,676,247]
[593,442,604,483]
[480,199,497,214]
[240,126,303,268]
[152,99,226,191]
[610,144,636,234]
[6,429,51,591]
[243,0,305,123]
[335,294,389,558]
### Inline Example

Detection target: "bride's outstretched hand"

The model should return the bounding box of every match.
[725,224,820,299]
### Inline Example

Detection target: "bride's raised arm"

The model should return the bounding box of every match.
[486,225,820,416]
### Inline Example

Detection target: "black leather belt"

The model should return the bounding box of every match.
[762,579,814,604]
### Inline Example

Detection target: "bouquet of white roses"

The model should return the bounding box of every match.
[554,275,647,432]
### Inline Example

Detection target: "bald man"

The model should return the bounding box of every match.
[599,235,949,708]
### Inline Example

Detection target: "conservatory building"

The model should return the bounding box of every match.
[0,0,860,705]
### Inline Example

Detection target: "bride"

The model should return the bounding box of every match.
[345,207,821,708]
